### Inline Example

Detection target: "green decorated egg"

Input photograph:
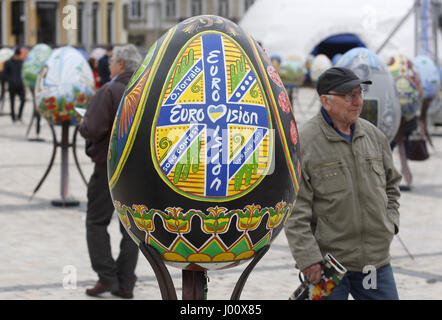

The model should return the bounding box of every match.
[108,16,301,271]
[278,56,306,88]
[22,43,52,90]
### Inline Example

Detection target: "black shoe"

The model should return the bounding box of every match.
[111,289,134,299]
[86,281,118,297]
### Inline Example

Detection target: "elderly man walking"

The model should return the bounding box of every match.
[285,67,402,300]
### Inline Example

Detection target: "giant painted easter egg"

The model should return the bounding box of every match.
[310,54,332,83]
[22,44,52,90]
[278,56,306,88]
[412,55,440,100]
[337,48,401,142]
[108,16,301,271]
[35,46,95,125]
[387,55,423,120]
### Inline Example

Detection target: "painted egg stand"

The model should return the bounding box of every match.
[132,217,270,300]
[22,43,52,141]
[108,16,301,300]
[31,46,95,207]
[30,121,87,207]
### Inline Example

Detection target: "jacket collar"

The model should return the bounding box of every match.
[316,109,365,142]
[111,71,133,82]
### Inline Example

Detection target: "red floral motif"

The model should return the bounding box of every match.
[324,280,336,295]
[290,120,298,145]
[76,93,87,105]
[53,113,62,123]
[278,91,291,113]
[64,102,75,111]
[267,65,283,87]
[44,96,57,110]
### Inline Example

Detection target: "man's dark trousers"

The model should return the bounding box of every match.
[86,166,139,292]
[9,86,25,121]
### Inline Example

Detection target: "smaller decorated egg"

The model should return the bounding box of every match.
[412,55,440,100]
[310,54,332,83]
[387,54,423,120]
[337,48,401,142]
[278,55,306,88]
[35,46,95,125]
[22,44,52,90]
[331,53,343,65]
[0,48,14,72]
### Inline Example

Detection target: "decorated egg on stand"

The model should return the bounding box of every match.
[310,54,332,83]
[0,48,14,72]
[337,47,401,142]
[427,61,442,121]
[22,44,52,90]
[387,54,423,121]
[35,46,95,125]
[278,55,306,88]
[108,15,302,272]
[331,53,343,66]
[270,54,282,73]
[412,55,440,100]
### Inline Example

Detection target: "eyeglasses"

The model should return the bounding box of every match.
[327,89,366,102]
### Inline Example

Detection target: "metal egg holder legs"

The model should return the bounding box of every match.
[26,90,43,141]
[0,79,7,114]
[139,241,270,300]
[30,120,88,207]
[123,200,271,300]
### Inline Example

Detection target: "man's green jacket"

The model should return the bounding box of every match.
[285,111,402,272]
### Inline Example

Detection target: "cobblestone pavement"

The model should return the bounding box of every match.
[0,88,441,300]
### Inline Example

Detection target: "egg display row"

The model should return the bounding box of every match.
[20,15,440,273]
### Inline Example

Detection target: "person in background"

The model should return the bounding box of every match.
[79,44,142,299]
[3,48,25,122]
[88,57,101,90]
[97,45,113,86]
[285,67,402,300]
[0,57,7,112]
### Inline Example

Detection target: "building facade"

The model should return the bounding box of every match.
[126,0,255,49]
[0,0,127,49]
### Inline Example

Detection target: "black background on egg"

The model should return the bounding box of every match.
[110,16,301,245]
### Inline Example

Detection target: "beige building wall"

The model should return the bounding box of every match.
[1,0,126,47]
[5,0,13,46]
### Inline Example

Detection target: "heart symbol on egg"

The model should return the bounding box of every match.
[207,104,227,123]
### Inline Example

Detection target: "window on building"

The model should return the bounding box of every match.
[130,0,141,18]
[219,0,229,17]
[245,0,255,11]
[11,1,25,45]
[77,2,84,45]
[166,0,176,18]
[191,0,202,16]
[218,0,229,17]
[0,1,3,45]
[92,2,100,44]
[107,2,114,44]
[37,2,57,46]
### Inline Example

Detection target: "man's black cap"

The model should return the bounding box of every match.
[316,67,372,95]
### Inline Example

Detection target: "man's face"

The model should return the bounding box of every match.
[322,86,364,126]
[109,56,125,79]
